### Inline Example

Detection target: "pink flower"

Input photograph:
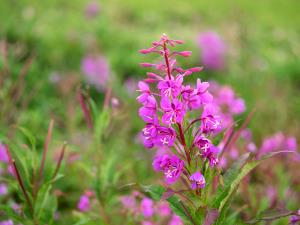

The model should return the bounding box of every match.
[0,143,8,163]
[77,194,91,212]
[188,79,213,109]
[138,96,157,123]
[168,215,183,225]
[137,81,151,104]
[153,154,184,184]
[201,105,221,134]
[285,136,297,151]
[197,31,227,70]
[0,220,14,225]
[156,202,171,217]
[161,98,185,125]
[0,183,8,196]
[141,198,154,218]
[142,221,155,225]
[157,75,183,98]
[124,78,137,95]
[189,172,206,189]
[81,55,110,91]
[85,1,100,18]
[120,195,136,209]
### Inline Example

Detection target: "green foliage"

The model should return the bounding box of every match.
[142,185,193,223]
[3,124,65,224]
[212,151,294,225]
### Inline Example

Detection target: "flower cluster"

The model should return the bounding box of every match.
[258,132,297,158]
[209,82,245,130]
[137,34,222,189]
[120,191,183,225]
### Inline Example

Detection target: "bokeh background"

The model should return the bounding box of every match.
[0,0,299,224]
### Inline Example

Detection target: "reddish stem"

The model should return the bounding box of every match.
[38,119,54,180]
[163,42,171,79]
[224,109,255,154]
[52,142,66,180]
[177,123,191,165]
[77,88,93,130]
[5,145,34,214]
[184,118,202,132]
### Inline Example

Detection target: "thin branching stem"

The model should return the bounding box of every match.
[38,119,54,180]
[5,145,34,215]
[51,142,67,180]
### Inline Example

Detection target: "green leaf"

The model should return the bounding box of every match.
[246,208,294,224]
[142,184,165,201]
[94,109,110,141]
[142,185,194,224]
[213,151,292,225]
[16,126,36,151]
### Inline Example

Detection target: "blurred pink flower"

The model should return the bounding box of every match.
[168,215,183,225]
[141,197,154,218]
[77,194,91,212]
[0,220,14,225]
[266,186,277,205]
[120,195,136,209]
[156,202,171,217]
[81,55,110,91]
[0,183,7,196]
[124,78,137,95]
[285,137,297,151]
[0,143,8,163]
[85,1,100,18]
[197,31,227,70]
[142,221,155,225]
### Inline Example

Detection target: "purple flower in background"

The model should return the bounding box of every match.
[289,211,300,225]
[153,154,184,184]
[156,202,171,217]
[189,172,206,189]
[168,215,183,225]
[11,202,22,215]
[217,86,245,115]
[266,186,277,205]
[85,1,100,18]
[208,83,246,131]
[0,183,8,196]
[77,194,91,212]
[0,143,8,163]
[285,137,297,151]
[0,220,14,225]
[81,55,110,91]
[142,221,155,225]
[125,78,137,95]
[141,197,154,218]
[120,195,136,209]
[197,31,226,70]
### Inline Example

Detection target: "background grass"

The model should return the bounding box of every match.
[0,0,299,224]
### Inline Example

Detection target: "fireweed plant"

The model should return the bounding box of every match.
[137,35,299,224]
